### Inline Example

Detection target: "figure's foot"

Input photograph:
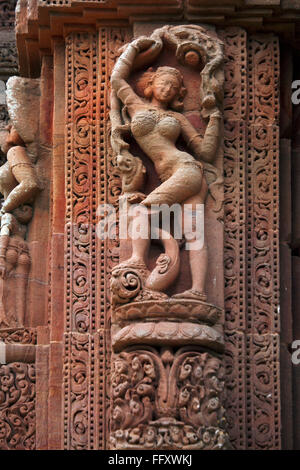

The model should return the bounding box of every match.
[172,289,207,302]
[136,288,168,302]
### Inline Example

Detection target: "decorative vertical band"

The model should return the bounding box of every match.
[221,27,247,450]
[246,34,280,450]
[64,32,97,449]
[97,27,130,449]
[65,32,97,334]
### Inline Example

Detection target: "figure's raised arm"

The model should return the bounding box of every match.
[111,37,158,115]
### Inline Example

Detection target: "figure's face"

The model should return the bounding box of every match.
[152,73,180,105]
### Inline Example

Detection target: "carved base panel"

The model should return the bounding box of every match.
[0,327,37,344]
[110,346,230,450]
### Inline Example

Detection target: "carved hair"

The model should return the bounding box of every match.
[136,66,186,111]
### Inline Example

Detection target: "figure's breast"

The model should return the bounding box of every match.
[156,115,180,140]
[131,110,156,138]
[131,110,181,141]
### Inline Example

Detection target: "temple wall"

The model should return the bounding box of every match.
[0,0,299,450]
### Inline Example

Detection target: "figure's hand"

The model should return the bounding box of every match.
[132,36,156,52]
[210,109,222,119]
[202,105,222,120]
[126,192,146,204]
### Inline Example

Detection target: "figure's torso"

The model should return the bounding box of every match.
[131,108,198,181]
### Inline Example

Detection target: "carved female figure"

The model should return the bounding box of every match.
[111,32,223,301]
[0,124,41,326]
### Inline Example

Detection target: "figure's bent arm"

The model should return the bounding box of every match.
[200,112,222,163]
[179,114,203,158]
[180,111,222,163]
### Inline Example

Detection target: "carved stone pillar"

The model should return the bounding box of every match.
[108,24,230,450]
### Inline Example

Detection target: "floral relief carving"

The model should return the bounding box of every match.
[110,347,229,450]
[0,363,35,450]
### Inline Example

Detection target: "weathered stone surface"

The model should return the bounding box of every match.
[0,0,291,452]
[6,76,40,145]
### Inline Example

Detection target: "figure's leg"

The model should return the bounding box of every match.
[15,250,30,326]
[122,204,151,266]
[0,245,18,326]
[141,166,203,207]
[173,191,208,301]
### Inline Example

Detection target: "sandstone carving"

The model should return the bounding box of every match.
[0,77,41,328]
[110,25,224,303]
[110,348,229,450]
[109,25,228,450]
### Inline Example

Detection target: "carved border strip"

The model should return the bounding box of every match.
[221,27,247,449]
[246,34,280,449]
[221,26,247,332]
[0,362,36,450]
[224,331,246,450]
[65,32,97,334]
[247,35,280,335]
[63,333,93,449]
[97,27,109,450]
[97,27,109,334]
[64,32,97,450]
[97,27,130,449]
[246,334,280,449]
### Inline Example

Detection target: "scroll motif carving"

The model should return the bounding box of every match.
[65,32,97,334]
[0,362,35,450]
[63,28,130,450]
[247,36,280,334]
[0,327,36,344]
[220,27,247,449]
[63,333,91,450]
[220,29,281,450]
[64,32,98,450]
[246,35,280,449]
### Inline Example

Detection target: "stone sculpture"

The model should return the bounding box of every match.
[110,25,224,303]
[0,79,41,328]
[109,25,230,450]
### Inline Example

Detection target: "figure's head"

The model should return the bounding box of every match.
[137,66,186,110]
